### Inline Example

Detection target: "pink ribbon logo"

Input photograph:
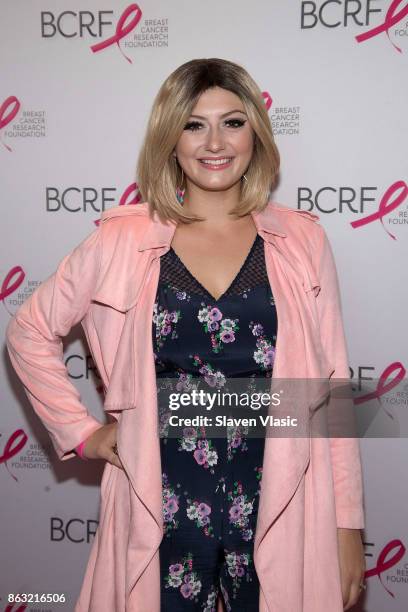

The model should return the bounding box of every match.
[356,0,408,53]
[365,539,406,597]
[0,96,21,152]
[0,429,28,482]
[354,361,406,406]
[1,266,25,316]
[94,183,142,226]
[350,180,408,240]
[262,91,273,112]
[354,361,406,419]
[118,182,142,207]
[90,4,142,64]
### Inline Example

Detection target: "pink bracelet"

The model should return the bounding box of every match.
[75,438,89,460]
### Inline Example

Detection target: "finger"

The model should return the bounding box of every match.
[341,578,352,610]
[109,450,124,470]
[343,581,360,610]
[340,581,348,609]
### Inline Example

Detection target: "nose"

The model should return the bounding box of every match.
[205,125,225,152]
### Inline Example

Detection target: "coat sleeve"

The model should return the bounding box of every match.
[5,227,105,461]
[314,224,365,529]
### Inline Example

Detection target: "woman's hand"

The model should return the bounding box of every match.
[337,527,366,610]
[82,422,124,470]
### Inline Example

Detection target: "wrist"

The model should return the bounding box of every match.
[75,438,89,460]
[75,423,105,460]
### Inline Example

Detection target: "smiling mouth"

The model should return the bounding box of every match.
[198,157,234,168]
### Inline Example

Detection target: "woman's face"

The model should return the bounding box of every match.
[173,86,255,193]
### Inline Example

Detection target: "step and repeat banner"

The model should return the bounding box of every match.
[1,1,407,610]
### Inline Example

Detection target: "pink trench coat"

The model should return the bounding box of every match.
[6,201,365,612]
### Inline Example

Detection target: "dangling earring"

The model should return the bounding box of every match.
[241,174,248,183]
[176,166,185,205]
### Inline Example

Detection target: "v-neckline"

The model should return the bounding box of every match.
[168,234,260,303]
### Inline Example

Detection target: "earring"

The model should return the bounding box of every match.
[241,174,248,182]
[176,166,185,205]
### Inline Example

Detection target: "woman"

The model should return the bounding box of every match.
[6,58,366,611]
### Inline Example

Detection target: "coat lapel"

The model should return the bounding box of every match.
[95,201,320,311]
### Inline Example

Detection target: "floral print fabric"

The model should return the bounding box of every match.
[153,233,277,611]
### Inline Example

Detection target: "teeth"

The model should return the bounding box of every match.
[200,158,232,165]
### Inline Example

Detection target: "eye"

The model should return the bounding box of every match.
[225,118,247,128]
[184,121,203,131]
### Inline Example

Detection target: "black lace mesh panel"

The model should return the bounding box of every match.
[158,233,270,298]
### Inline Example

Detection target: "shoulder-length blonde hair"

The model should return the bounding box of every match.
[136,57,280,224]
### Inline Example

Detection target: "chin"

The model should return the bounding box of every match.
[198,182,239,192]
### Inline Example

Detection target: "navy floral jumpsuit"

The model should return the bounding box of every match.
[152,233,277,611]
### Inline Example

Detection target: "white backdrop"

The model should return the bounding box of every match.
[1,1,407,610]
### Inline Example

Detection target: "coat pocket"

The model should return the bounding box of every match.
[102,305,139,412]
[301,266,321,297]
[91,290,138,314]
[92,248,154,313]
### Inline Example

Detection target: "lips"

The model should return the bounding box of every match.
[198,157,234,165]
[198,157,234,168]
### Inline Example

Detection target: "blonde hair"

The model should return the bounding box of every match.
[136,58,280,224]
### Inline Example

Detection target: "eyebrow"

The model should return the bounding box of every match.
[188,110,247,120]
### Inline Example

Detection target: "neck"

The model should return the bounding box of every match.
[181,181,244,227]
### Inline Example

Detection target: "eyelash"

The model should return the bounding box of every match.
[183,118,247,131]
